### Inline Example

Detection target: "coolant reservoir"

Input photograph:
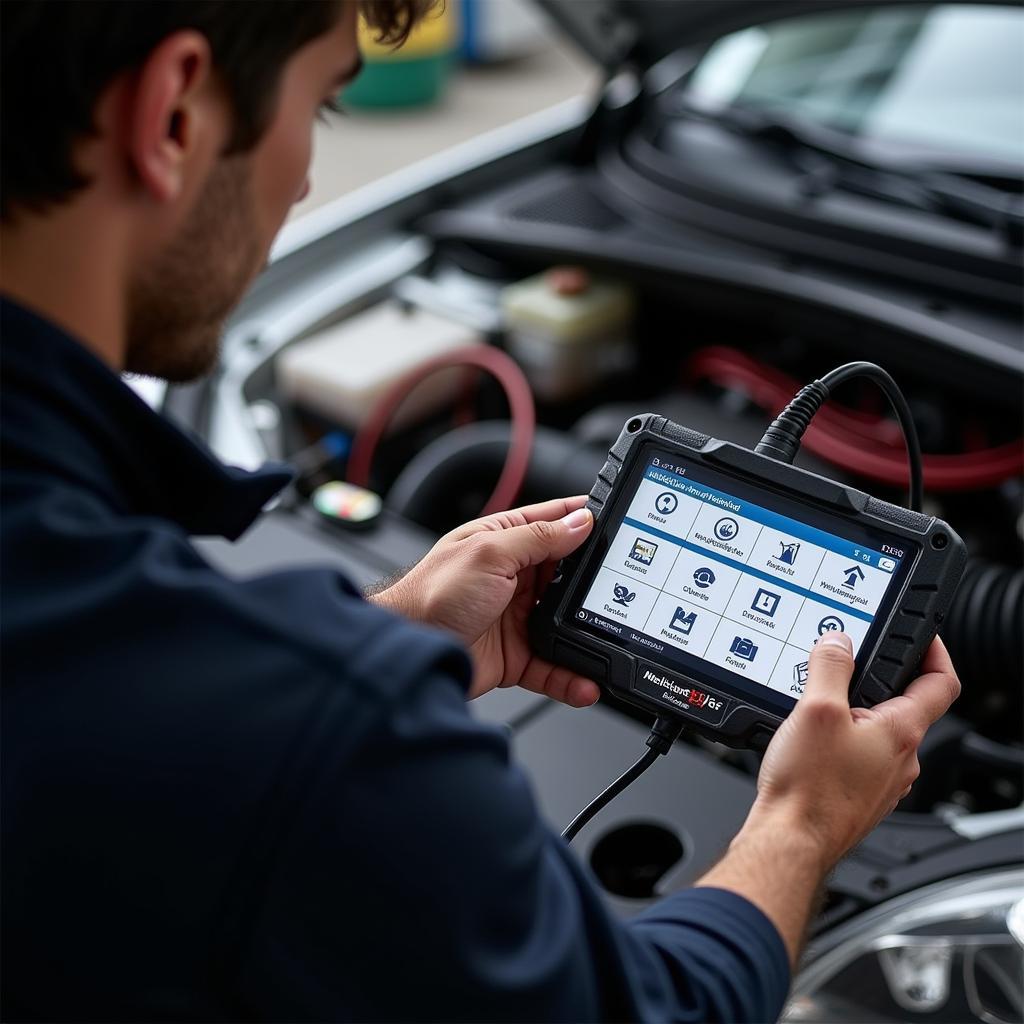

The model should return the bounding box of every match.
[501,267,634,401]
[277,302,481,432]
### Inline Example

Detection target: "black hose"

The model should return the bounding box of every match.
[942,559,1023,733]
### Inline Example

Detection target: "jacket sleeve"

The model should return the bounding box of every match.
[237,671,790,1022]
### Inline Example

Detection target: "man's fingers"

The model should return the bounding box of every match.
[518,657,600,708]
[502,495,589,526]
[874,640,960,739]
[477,507,593,572]
[801,632,855,706]
[445,496,590,543]
[917,635,956,679]
[888,663,961,736]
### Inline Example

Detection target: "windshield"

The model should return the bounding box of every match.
[683,4,1024,168]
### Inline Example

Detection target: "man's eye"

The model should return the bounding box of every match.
[317,96,347,123]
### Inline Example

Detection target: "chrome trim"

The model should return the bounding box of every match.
[950,805,1024,841]
[791,869,1024,996]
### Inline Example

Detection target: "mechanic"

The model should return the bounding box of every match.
[0,2,961,1021]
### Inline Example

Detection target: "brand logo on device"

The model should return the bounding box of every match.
[641,669,725,713]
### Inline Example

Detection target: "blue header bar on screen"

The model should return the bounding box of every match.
[643,464,897,569]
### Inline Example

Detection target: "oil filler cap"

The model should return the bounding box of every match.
[311,481,382,530]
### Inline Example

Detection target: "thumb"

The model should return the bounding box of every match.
[801,631,855,707]
[485,507,593,573]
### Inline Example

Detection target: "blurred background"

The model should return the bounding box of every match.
[292,0,597,218]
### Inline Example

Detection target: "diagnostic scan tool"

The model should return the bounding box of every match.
[531,409,967,753]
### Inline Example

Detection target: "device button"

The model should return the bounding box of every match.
[633,661,732,726]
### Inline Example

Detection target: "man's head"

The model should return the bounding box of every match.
[0,0,435,380]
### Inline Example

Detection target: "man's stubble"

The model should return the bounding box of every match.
[125,154,264,383]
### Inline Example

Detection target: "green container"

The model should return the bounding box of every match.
[343,54,453,109]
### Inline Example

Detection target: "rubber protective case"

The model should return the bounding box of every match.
[529,414,968,751]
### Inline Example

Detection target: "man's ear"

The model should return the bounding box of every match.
[128,30,221,204]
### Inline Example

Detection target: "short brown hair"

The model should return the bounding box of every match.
[0,1,436,219]
[364,0,440,46]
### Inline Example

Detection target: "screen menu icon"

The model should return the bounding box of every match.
[751,587,781,618]
[670,607,698,635]
[628,538,659,565]
[777,541,800,565]
[692,566,716,589]
[792,660,809,694]
[817,614,845,635]
[714,517,740,541]
[655,491,678,515]
[842,565,866,589]
[729,636,759,661]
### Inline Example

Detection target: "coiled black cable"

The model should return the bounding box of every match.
[755,362,923,512]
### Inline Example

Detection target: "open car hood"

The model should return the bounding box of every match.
[534,0,980,72]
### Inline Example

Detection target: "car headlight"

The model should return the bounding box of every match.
[783,869,1023,1024]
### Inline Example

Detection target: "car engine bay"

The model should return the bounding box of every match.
[154,5,1024,1017]
[161,67,1024,1024]
[191,233,1023,823]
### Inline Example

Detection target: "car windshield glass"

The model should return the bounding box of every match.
[683,3,1024,168]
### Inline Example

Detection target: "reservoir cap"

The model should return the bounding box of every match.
[312,480,383,529]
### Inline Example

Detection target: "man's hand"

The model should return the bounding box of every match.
[370,496,601,707]
[698,632,960,966]
[754,632,961,863]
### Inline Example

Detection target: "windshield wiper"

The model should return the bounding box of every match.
[677,101,1023,249]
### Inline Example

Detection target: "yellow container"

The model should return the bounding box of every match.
[345,5,458,108]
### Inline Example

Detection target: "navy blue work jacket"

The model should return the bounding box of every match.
[1,297,789,1022]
